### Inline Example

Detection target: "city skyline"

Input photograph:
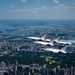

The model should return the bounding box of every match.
[0,0,75,20]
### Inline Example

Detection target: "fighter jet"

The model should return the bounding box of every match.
[33,38,54,46]
[27,34,46,41]
[54,37,72,45]
[42,45,70,53]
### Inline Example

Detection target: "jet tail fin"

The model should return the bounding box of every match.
[54,37,60,42]
[49,38,55,46]
[42,34,46,39]
[61,45,70,50]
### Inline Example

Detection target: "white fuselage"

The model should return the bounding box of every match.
[45,39,51,42]
[27,36,45,40]
[33,41,54,46]
[54,39,72,45]
[43,48,67,53]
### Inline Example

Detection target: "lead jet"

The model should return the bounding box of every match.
[27,34,46,41]
[42,45,70,53]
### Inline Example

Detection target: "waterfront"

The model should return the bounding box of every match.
[0,20,75,39]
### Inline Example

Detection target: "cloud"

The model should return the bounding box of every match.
[20,0,26,2]
[21,9,26,12]
[53,0,59,4]
[11,6,48,13]
[12,10,20,13]
[34,6,48,11]
[41,6,48,10]
[53,6,57,9]
[12,9,37,13]
[53,4,69,11]
[68,5,72,8]
[10,6,14,8]
[58,4,67,9]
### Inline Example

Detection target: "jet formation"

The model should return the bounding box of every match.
[27,34,74,53]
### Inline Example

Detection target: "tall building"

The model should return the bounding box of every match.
[59,69,66,75]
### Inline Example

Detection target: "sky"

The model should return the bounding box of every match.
[0,0,75,20]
